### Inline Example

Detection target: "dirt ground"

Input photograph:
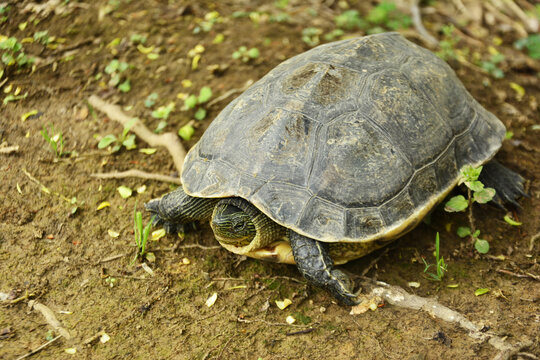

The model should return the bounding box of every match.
[1,1,539,359]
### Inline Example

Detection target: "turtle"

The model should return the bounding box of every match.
[146,32,525,305]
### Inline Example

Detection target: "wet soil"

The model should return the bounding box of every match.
[0,1,538,359]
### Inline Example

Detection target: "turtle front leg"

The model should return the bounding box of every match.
[145,188,218,234]
[290,231,360,306]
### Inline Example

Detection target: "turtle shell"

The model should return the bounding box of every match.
[181,32,505,243]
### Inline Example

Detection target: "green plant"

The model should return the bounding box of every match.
[40,124,67,158]
[0,37,35,67]
[0,4,10,23]
[33,31,51,45]
[436,25,462,61]
[301,27,322,47]
[232,46,260,62]
[334,10,367,30]
[97,118,137,152]
[183,86,212,121]
[334,3,411,34]
[422,233,447,281]
[131,205,155,263]
[479,53,505,79]
[193,11,222,34]
[444,165,495,254]
[104,59,131,92]
[514,34,540,60]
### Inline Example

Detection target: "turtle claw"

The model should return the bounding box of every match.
[479,160,526,210]
[290,231,361,306]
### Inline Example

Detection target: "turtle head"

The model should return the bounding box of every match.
[211,199,256,245]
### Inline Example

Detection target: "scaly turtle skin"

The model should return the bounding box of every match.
[146,33,525,305]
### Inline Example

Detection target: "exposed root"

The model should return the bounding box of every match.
[357,278,533,358]
[88,95,186,176]
[91,169,181,184]
[28,300,71,339]
[410,0,438,47]
[529,231,540,252]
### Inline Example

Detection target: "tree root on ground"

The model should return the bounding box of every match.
[354,278,533,360]
[88,95,186,182]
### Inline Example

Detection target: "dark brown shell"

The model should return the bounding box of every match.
[181,33,505,243]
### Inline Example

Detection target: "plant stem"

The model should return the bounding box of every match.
[467,187,476,245]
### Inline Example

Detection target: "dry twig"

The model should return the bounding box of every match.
[0,145,19,154]
[28,300,71,339]
[410,0,438,47]
[91,169,182,184]
[358,278,533,359]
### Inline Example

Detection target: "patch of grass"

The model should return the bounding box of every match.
[131,205,155,264]
[444,165,495,254]
[97,117,137,153]
[422,232,447,281]
[40,123,67,158]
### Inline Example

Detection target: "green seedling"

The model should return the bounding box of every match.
[193,11,222,34]
[422,232,447,281]
[302,27,322,47]
[131,205,155,264]
[97,117,137,152]
[40,123,67,158]
[151,102,175,120]
[445,165,495,254]
[178,122,195,141]
[436,24,464,61]
[0,4,9,23]
[33,31,51,45]
[184,86,212,121]
[334,10,367,30]
[130,34,147,45]
[144,92,158,108]
[479,53,505,79]
[333,3,411,34]
[104,59,131,92]
[232,46,260,62]
[514,34,540,60]
[0,37,35,68]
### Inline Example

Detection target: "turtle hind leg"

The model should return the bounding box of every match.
[289,231,360,306]
[145,188,218,234]
[479,160,527,209]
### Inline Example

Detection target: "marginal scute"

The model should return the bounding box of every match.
[182,33,506,243]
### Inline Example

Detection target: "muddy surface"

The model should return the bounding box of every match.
[0,1,539,359]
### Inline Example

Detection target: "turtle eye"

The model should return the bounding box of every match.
[232,220,246,231]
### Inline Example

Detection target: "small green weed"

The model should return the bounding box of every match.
[183,86,212,121]
[0,37,35,68]
[422,233,447,281]
[479,53,505,79]
[514,34,540,60]
[301,27,322,47]
[40,124,67,158]
[104,59,131,92]
[436,25,463,61]
[193,11,222,34]
[33,31,51,46]
[97,117,137,152]
[0,4,9,23]
[444,165,495,254]
[333,3,411,35]
[131,205,155,264]
[232,46,260,62]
